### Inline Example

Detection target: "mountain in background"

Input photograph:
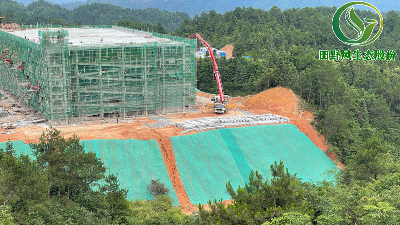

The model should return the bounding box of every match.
[16,0,400,17]
[0,0,189,32]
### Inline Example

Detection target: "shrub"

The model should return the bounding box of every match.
[147,179,170,197]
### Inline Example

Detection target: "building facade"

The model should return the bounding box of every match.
[0,26,197,124]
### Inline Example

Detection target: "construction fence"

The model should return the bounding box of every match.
[0,25,197,125]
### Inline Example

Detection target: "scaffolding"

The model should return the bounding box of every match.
[0,26,197,125]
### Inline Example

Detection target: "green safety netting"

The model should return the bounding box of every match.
[0,26,196,122]
[170,124,337,204]
[0,139,179,205]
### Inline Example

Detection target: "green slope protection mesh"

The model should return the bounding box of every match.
[170,124,337,205]
[0,139,179,205]
[0,140,36,160]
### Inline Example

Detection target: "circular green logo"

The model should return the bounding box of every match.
[332,1,383,46]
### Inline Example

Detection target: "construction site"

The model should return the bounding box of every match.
[0,25,196,125]
[0,25,342,214]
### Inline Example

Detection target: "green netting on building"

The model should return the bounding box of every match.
[0,26,196,124]
[170,124,337,204]
[0,139,179,205]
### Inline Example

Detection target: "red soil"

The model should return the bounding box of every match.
[242,87,344,169]
[196,91,215,98]
[242,86,298,118]
[0,120,198,213]
[201,199,234,210]
[152,131,199,214]
[0,86,344,215]
[220,45,234,59]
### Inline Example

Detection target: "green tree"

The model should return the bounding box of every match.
[0,142,47,224]
[315,173,400,224]
[0,153,20,212]
[30,129,106,201]
[262,212,312,225]
[31,129,66,200]
[154,22,167,34]
[63,135,105,199]
[100,174,130,223]
[343,135,399,183]
[128,195,192,224]
[0,209,15,225]
[272,53,298,88]
[0,142,47,214]
[197,161,311,224]
[46,198,106,225]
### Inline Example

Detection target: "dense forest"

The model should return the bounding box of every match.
[0,0,187,31]
[2,4,400,224]
[14,0,400,17]
[82,0,400,17]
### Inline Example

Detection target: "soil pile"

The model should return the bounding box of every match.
[220,45,234,59]
[242,87,344,169]
[241,87,298,117]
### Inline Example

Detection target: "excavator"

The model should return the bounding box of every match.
[188,33,228,114]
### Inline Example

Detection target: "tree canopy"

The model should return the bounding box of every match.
[0,0,187,31]
[0,129,191,224]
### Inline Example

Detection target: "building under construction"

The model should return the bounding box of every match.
[0,25,197,125]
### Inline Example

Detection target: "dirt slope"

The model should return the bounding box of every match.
[242,86,298,118]
[152,129,198,214]
[220,45,234,59]
[0,120,198,213]
[242,87,344,169]
[0,87,343,214]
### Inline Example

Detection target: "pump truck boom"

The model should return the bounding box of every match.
[188,33,228,114]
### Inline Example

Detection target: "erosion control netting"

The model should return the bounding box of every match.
[0,140,36,159]
[0,139,179,205]
[170,124,336,204]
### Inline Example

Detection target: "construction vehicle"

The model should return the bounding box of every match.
[188,33,228,114]
[210,95,229,113]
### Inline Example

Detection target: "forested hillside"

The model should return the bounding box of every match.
[179,7,400,224]
[14,0,400,17]
[175,6,400,165]
[0,0,188,31]
[82,0,400,17]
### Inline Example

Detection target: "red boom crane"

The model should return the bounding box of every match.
[188,33,228,113]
